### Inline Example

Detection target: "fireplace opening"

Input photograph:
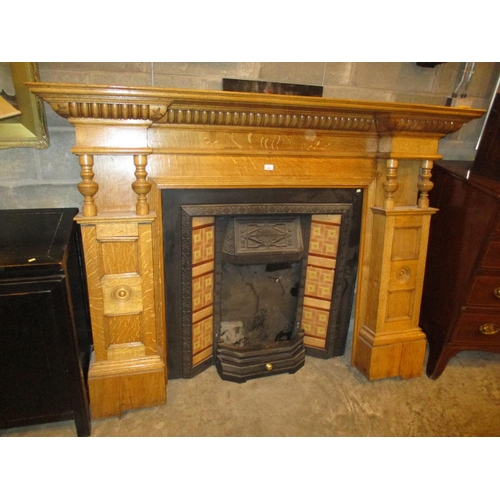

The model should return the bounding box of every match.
[219,261,302,347]
[218,215,305,347]
[162,188,363,380]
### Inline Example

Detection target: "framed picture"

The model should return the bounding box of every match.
[0,63,49,150]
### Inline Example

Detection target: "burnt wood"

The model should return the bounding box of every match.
[0,208,92,436]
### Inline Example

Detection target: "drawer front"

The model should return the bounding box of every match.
[482,240,500,270]
[468,275,500,308]
[453,310,500,344]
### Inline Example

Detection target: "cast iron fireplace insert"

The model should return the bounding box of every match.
[162,187,362,380]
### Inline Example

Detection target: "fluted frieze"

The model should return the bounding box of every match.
[164,107,376,132]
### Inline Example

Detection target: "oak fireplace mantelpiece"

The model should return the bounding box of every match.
[28,82,484,419]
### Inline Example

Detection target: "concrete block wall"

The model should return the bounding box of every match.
[1,62,499,210]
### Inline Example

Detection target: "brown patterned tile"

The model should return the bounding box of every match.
[192,273,213,312]
[302,306,330,339]
[309,221,341,257]
[192,316,213,356]
[305,266,335,300]
[192,224,214,265]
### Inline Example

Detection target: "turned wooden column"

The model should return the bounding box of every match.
[133,154,151,215]
[418,160,434,209]
[78,154,98,217]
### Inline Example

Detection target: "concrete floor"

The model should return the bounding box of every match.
[2,341,499,437]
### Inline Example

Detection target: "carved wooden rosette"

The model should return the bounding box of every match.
[27,82,485,417]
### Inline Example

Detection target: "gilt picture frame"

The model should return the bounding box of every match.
[0,63,49,149]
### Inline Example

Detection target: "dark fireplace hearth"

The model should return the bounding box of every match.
[216,331,306,382]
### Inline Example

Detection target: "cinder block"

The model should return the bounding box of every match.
[88,71,152,86]
[258,62,325,85]
[153,62,256,78]
[467,62,500,97]
[39,62,150,73]
[38,130,80,182]
[39,69,92,85]
[322,85,393,102]
[324,62,353,86]
[439,138,478,162]
[3,183,81,209]
[354,62,399,89]
[432,62,463,95]
[394,93,447,106]
[44,103,73,128]
[0,147,38,182]
[433,62,500,98]
[40,63,152,87]
[0,62,15,94]
[153,74,221,90]
[0,187,14,209]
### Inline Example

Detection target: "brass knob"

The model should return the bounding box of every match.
[479,324,500,335]
[265,363,273,371]
[493,288,500,299]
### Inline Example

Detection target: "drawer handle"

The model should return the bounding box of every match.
[479,324,500,335]
[266,363,273,371]
[493,288,500,299]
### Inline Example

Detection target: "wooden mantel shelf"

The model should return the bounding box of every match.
[29,82,481,134]
[28,82,485,419]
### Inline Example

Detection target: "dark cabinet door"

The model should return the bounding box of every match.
[0,281,72,426]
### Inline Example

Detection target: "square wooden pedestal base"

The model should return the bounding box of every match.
[87,355,166,420]
[354,331,427,380]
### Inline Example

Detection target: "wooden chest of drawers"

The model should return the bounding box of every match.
[420,161,500,378]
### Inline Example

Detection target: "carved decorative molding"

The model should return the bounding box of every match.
[53,101,168,121]
[27,82,484,137]
[165,107,376,132]
[375,115,464,135]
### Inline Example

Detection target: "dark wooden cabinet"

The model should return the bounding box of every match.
[0,208,92,436]
[420,162,500,378]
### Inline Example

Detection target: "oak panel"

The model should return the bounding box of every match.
[107,314,142,345]
[101,241,138,275]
